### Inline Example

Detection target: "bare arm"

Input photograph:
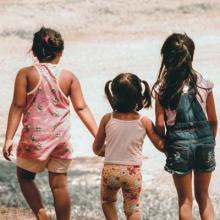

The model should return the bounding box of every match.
[3,69,27,160]
[70,74,98,137]
[155,97,165,137]
[206,92,218,139]
[141,117,165,152]
[93,114,110,156]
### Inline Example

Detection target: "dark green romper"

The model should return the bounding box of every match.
[165,88,216,175]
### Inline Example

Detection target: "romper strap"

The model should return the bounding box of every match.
[27,65,42,95]
[139,115,144,121]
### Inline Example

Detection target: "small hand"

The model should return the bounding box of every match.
[98,150,105,157]
[3,139,13,161]
[98,145,106,157]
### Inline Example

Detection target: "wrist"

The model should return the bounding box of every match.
[5,138,13,143]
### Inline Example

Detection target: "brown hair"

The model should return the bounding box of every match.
[152,33,199,110]
[105,73,151,112]
[32,27,64,62]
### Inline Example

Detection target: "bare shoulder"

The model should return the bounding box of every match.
[16,66,35,79]
[100,113,112,126]
[60,69,78,82]
[140,116,153,129]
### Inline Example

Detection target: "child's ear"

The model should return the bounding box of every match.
[56,51,63,57]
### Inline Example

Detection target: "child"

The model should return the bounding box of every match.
[152,33,218,220]
[2,27,97,220]
[93,73,164,220]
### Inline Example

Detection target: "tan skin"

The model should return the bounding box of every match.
[93,111,165,220]
[2,53,98,220]
[155,92,218,220]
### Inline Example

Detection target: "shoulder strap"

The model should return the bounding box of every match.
[27,65,42,95]
[110,112,114,119]
[139,114,144,121]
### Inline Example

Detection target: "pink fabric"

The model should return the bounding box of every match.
[155,74,214,126]
[17,63,72,161]
[104,114,146,166]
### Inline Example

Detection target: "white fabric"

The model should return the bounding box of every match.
[104,115,146,166]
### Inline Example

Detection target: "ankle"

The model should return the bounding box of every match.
[37,208,48,220]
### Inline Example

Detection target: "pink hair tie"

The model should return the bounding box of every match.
[43,35,50,44]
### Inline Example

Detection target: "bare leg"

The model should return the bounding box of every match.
[127,213,140,220]
[194,171,214,220]
[17,167,48,220]
[49,172,71,220]
[102,201,118,220]
[173,172,193,220]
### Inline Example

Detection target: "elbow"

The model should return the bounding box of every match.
[155,140,165,153]
[155,126,165,138]
[160,140,165,152]
[12,101,25,110]
[74,104,88,113]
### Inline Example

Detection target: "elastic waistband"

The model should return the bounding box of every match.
[104,163,141,168]
[167,121,210,131]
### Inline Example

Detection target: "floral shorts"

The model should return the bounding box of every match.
[101,164,142,216]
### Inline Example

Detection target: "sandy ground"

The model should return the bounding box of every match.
[0,0,220,219]
[0,157,220,220]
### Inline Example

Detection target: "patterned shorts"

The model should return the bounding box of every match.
[101,164,142,216]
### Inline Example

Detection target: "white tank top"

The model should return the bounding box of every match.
[104,114,146,166]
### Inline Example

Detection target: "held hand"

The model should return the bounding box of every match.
[3,139,13,161]
[98,145,106,157]
[98,150,105,157]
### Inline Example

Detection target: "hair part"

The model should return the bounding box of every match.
[31,27,64,62]
[105,73,151,113]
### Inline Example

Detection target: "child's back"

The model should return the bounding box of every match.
[152,33,217,220]
[104,112,146,165]
[3,27,97,220]
[93,73,164,220]
[18,63,72,161]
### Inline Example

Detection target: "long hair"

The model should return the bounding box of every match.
[105,73,151,112]
[152,33,200,110]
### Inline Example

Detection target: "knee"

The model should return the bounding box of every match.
[49,179,67,192]
[17,168,35,182]
[195,190,209,205]
[179,197,193,208]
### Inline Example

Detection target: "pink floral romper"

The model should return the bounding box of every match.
[17,63,72,161]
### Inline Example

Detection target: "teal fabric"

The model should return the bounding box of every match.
[164,88,215,175]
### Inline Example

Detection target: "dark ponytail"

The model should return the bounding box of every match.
[32,27,64,62]
[141,80,151,108]
[104,80,116,110]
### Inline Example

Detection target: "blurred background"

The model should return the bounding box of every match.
[0,0,219,219]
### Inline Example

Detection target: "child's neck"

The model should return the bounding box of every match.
[40,56,61,64]
[113,111,140,121]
